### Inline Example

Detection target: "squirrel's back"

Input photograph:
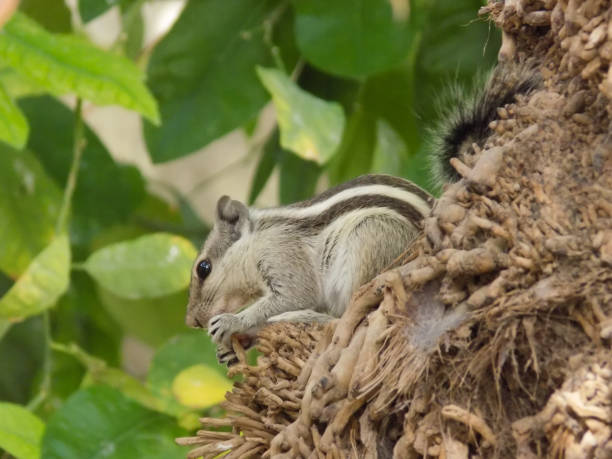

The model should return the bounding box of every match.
[251,174,434,234]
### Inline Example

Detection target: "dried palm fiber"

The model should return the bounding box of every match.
[176,324,327,459]
[179,0,612,457]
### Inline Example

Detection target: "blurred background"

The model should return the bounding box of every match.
[0,0,498,457]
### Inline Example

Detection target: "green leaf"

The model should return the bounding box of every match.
[400,147,433,193]
[0,317,44,404]
[0,64,44,99]
[248,130,283,205]
[412,0,499,125]
[120,1,144,60]
[97,288,189,347]
[294,0,414,78]
[20,0,72,33]
[144,0,276,162]
[362,62,420,154]
[0,321,10,341]
[53,273,121,367]
[41,385,187,459]
[416,0,499,79]
[0,235,71,321]
[0,81,28,148]
[0,13,159,123]
[53,342,193,422]
[0,402,44,459]
[79,0,120,23]
[272,3,300,73]
[84,233,196,299]
[0,147,62,277]
[327,107,376,185]
[148,332,228,411]
[257,67,345,165]
[20,96,146,248]
[0,276,12,339]
[50,272,122,401]
[371,119,404,175]
[279,150,321,204]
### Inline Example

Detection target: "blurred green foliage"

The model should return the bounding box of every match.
[0,0,498,457]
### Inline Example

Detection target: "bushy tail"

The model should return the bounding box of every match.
[428,61,541,187]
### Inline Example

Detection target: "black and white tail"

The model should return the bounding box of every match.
[428,61,541,187]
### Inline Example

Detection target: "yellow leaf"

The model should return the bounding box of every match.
[172,364,232,409]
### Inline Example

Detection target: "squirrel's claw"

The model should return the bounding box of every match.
[215,343,238,366]
[208,313,242,345]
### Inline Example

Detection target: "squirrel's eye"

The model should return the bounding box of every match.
[196,259,212,280]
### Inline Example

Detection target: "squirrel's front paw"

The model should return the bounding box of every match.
[208,313,242,345]
[215,343,238,367]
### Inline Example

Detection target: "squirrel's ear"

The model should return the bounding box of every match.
[216,196,249,225]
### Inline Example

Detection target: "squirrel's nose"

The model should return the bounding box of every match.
[185,313,205,329]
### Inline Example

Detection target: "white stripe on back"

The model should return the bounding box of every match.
[251,184,430,220]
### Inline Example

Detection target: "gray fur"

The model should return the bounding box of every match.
[185,174,433,364]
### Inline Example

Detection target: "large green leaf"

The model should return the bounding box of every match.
[84,233,197,299]
[97,287,189,347]
[144,0,275,162]
[0,402,44,459]
[0,235,70,321]
[20,96,146,247]
[0,12,159,123]
[294,0,413,78]
[41,385,187,459]
[0,81,28,148]
[148,332,229,411]
[0,147,62,277]
[258,67,345,165]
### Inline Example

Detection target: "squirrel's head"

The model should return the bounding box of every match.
[185,196,258,329]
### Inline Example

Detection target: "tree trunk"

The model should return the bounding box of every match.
[178,0,612,457]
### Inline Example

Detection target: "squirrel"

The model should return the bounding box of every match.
[186,61,541,366]
[186,174,434,365]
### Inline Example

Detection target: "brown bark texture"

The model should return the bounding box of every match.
[177,0,612,457]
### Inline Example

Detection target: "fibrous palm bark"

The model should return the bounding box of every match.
[179,0,612,457]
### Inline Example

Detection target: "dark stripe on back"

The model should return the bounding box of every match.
[323,232,340,269]
[289,174,434,208]
[256,194,426,232]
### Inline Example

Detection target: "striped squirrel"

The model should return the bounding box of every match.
[186,175,434,365]
[186,62,540,365]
